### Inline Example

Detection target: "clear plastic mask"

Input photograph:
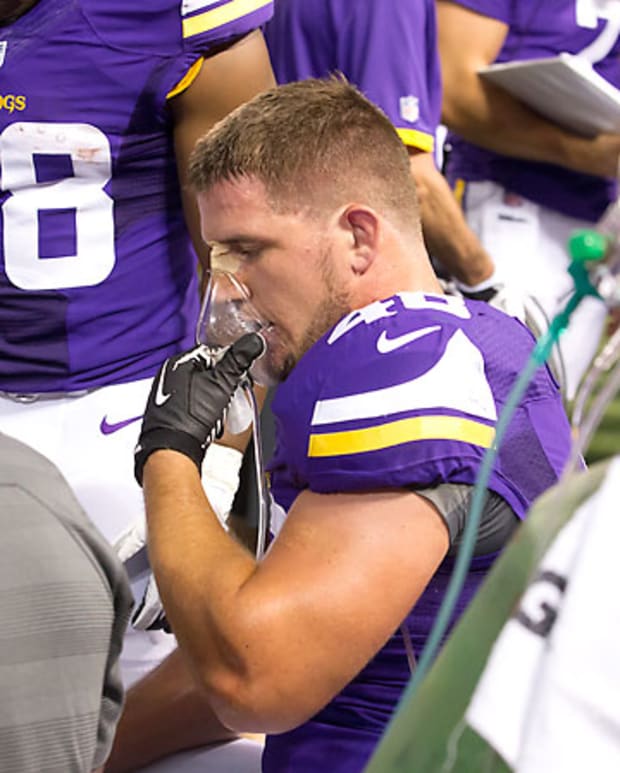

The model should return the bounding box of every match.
[196,271,273,554]
[196,270,276,387]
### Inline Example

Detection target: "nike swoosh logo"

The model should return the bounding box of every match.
[154,361,171,406]
[376,325,441,354]
[100,415,142,435]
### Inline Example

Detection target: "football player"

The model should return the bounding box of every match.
[133,78,574,772]
[0,0,274,769]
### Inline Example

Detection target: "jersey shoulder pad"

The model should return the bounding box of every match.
[273,293,499,494]
[309,291,497,427]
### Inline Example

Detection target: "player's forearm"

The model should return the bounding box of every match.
[104,650,236,773]
[144,451,255,640]
[445,76,619,177]
[143,451,336,733]
[143,451,275,730]
[409,152,494,285]
[436,1,620,179]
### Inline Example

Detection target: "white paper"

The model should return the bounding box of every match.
[479,53,620,137]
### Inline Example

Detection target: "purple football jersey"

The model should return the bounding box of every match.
[445,0,620,221]
[0,0,273,392]
[264,0,441,153]
[265,292,571,772]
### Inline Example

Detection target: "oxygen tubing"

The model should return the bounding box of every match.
[243,380,271,559]
[401,292,583,699]
[565,356,620,480]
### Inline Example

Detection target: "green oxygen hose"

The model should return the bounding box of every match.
[398,229,604,701]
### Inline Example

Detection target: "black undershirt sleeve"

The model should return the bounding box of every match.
[413,483,519,556]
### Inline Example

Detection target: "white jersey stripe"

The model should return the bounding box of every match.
[182,0,222,17]
[182,0,272,38]
[310,330,498,426]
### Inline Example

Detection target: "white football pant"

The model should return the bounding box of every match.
[462,180,609,401]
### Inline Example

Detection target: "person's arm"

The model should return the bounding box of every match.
[408,148,494,285]
[106,38,274,773]
[104,650,236,773]
[144,450,449,733]
[437,1,620,178]
[170,29,276,271]
[170,29,272,444]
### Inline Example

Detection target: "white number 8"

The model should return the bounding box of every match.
[2,121,115,290]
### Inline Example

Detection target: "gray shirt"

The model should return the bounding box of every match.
[0,432,133,772]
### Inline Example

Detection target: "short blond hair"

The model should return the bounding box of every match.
[188,76,420,229]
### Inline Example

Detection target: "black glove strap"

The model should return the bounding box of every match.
[460,286,497,304]
[134,428,204,485]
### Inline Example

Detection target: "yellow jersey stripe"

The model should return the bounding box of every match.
[166,57,204,99]
[183,0,272,38]
[453,178,466,207]
[396,127,435,153]
[308,415,495,458]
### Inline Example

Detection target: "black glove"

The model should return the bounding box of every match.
[134,333,265,486]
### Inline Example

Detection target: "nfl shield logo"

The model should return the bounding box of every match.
[399,95,419,123]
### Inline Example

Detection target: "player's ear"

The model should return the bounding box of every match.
[340,205,379,276]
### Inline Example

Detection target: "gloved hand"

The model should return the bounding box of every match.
[134,333,265,486]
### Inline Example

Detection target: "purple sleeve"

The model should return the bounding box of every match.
[181,0,274,53]
[170,0,274,102]
[82,0,273,110]
[338,0,441,151]
[83,0,272,53]
[444,0,512,25]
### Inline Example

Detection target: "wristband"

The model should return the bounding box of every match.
[134,428,204,485]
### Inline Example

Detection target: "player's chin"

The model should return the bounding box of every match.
[251,351,283,386]
[265,347,294,383]
[261,334,295,383]
[275,352,296,382]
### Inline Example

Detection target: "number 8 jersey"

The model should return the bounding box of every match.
[0,0,273,392]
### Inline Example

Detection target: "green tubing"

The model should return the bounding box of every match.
[567,229,607,265]
[363,228,610,773]
[401,231,605,697]
[395,290,584,705]
[567,228,607,301]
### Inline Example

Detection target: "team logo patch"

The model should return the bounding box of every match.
[399,95,419,123]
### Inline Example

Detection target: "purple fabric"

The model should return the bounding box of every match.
[265,293,571,771]
[445,0,620,221]
[0,0,273,392]
[264,0,441,148]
